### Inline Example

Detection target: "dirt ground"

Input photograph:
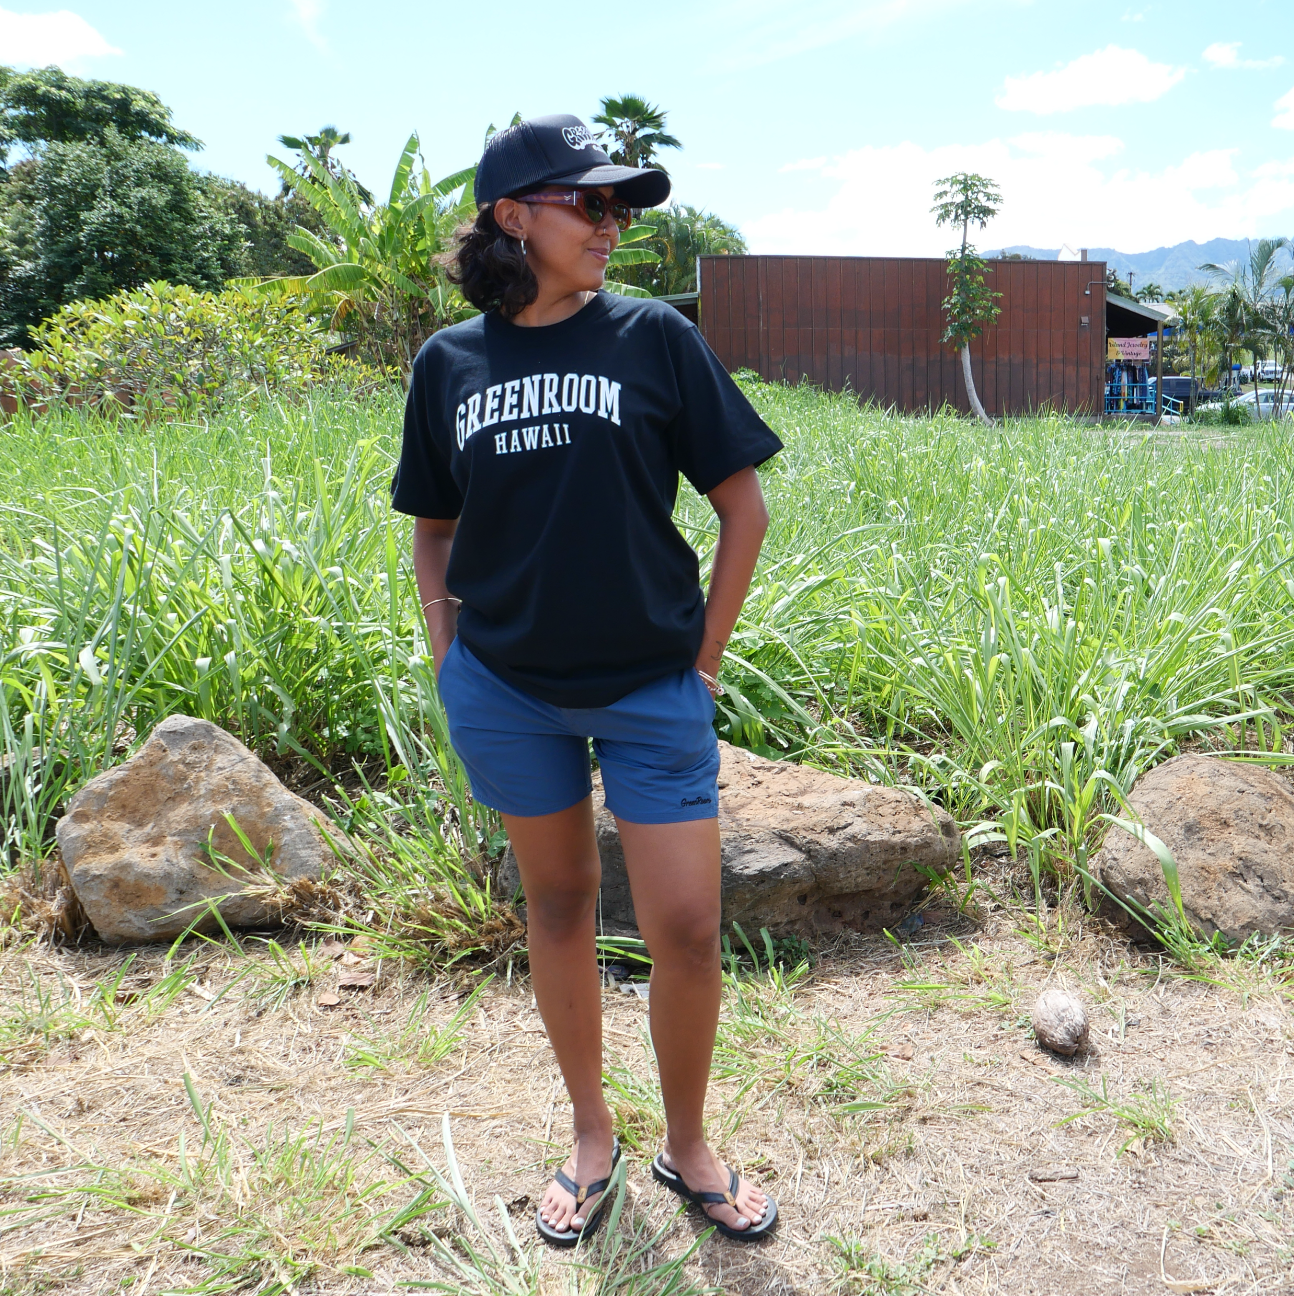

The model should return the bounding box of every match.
[1,896,1291,1296]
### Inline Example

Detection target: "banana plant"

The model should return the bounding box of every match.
[241,133,477,379]
[604,223,660,299]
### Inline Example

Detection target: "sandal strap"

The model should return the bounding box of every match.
[553,1141,620,1207]
[689,1166,741,1211]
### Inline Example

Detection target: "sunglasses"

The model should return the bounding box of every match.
[514,189,633,232]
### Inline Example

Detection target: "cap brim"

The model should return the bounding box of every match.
[544,163,671,208]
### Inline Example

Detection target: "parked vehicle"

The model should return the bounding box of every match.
[1149,376,1197,413]
[1238,361,1286,383]
[1196,388,1294,420]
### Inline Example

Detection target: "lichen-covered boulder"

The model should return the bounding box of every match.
[56,715,331,944]
[501,741,959,935]
[1096,753,1294,944]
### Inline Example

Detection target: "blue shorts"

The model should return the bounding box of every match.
[437,638,720,823]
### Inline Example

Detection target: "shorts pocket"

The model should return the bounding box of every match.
[692,668,717,719]
[436,638,463,701]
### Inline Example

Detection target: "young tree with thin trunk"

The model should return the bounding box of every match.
[932,172,1001,427]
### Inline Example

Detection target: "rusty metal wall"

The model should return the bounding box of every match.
[698,255,1107,416]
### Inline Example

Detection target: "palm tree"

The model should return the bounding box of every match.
[1202,237,1289,409]
[1169,283,1216,408]
[278,125,351,176]
[592,96,681,170]
[1256,275,1294,416]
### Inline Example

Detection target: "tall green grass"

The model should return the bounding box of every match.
[707,383,1294,853]
[2,381,1292,949]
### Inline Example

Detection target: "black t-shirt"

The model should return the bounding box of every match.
[391,292,782,708]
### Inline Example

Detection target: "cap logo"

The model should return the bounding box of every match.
[562,124,597,151]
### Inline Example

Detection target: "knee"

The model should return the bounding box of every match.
[649,906,721,971]
[524,872,600,935]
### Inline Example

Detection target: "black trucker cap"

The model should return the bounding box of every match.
[475,113,671,208]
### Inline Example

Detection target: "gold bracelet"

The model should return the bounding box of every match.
[421,597,462,612]
[696,668,725,697]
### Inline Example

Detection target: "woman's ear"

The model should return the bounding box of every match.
[493,198,527,241]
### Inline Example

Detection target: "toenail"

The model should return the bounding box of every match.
[737,1216,749,1227]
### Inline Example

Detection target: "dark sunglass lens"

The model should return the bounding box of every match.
[612,201,632,230]
[581,193,607,223]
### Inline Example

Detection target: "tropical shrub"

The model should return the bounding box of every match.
[609,204,745,296]
[0,280,376,416]
[246,134,477,378]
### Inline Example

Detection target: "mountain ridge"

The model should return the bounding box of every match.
[985,238,1294,291]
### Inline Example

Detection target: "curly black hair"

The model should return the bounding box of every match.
[447,203,538,319]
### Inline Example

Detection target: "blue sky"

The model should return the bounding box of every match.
[2,0,1292,256]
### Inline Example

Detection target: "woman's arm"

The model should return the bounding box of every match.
[695,466,770,688]
[412,517,459,678]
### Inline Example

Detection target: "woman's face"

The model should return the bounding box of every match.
[494,185,622,295]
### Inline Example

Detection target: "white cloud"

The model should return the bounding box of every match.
[1204,41,1240,68]
[288,0,326,50]
[0,8,119,66]
[1275,88,1294,130]
[1204,41,1284,70]
[996,45,1186,114]
[744,134,1292,259]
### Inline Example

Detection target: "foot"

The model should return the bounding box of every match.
[538,1123,615,1235]
[661,1138,769,1232]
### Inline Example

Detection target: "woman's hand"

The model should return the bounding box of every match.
[696,467,770,694]
[694,666,723,698]
[413,517,459,678]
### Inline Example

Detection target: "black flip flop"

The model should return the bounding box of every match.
[651,1153,779,1241]
[536,1137,621,1248]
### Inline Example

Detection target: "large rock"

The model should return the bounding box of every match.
[56,715,331,944]
[1095,753,1294,943]
[500,741,959,935]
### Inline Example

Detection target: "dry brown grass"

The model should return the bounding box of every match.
[0,895,1291,1296]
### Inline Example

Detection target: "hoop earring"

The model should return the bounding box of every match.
[520,238,526,258]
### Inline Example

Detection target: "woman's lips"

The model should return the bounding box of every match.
[588,248,610,264]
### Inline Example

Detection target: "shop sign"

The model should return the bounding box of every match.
[1108,337,1151,361]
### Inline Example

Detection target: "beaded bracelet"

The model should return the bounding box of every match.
[696,668,725,697]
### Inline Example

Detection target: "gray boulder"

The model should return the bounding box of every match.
[1096,753,1294,944]
[500,741,959,935]
[56,714,331,944]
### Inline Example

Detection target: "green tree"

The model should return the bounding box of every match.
[932,172,1002,427]
[1105,267,1133,297]
[608,204,746,296]
[199,175,333,279]
[0,130,243,346]
[1167,283,1217,398]
[1260,276,1294,415]
[275,124,371,202]
[1134,281,1165,303]
[249,133,476,377]
[0,64,199,166]
[1202,237,1289,407]
[278,125,350,178]
[592,96,681,170]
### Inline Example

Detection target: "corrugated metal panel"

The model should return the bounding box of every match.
[699,255,1107,416]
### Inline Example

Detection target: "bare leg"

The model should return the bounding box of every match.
[505,798,614,1233]
[616,816,768,1231]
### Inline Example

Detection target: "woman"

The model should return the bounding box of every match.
[391,114,782,1246]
